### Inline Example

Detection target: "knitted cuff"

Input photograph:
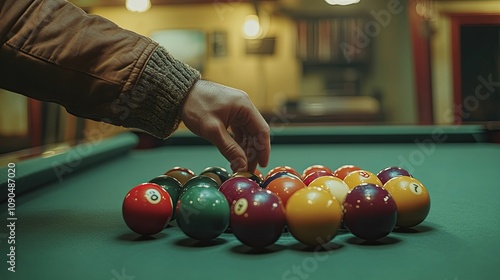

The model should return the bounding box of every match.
[122,45,201,138]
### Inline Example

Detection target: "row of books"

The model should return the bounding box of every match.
[296,17,371,64]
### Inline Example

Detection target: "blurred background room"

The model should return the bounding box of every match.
[1,0,499,154]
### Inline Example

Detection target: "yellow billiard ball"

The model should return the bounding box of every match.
[383,176,431,228]
[286,186,343,247]
[343,170,383,190]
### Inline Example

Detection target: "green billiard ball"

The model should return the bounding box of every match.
[200,166,231,185]
[179,175,219,199]
[176,185,230,241]
[149,175,182,221]
[231,171,263,186]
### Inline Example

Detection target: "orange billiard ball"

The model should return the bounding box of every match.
[286,186,343,247]
[266,176,306,206]
[383,176,431,228]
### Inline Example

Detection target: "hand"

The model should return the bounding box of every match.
[180,80,271,172]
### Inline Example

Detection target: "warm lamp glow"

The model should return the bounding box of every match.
[325,0,360,5]
[242,15,262,39]
[126,0,151,12]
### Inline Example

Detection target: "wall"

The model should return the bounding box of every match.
[91,0,416,124]
[91,2,300,112]
[432,1,500,124]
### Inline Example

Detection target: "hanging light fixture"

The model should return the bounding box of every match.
[242,15,262,39]
[126,0,151,12]
[325,0,361,5]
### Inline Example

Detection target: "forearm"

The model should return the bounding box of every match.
[0,0,200,138]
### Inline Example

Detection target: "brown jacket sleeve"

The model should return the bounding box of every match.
[0,0,201,138]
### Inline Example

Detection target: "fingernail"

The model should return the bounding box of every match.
[230,157,247,172]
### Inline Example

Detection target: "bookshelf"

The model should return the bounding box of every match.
[295,17,372,65]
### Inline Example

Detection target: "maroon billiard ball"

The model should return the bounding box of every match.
[230,188,286,248]
[377,166,412,185]
[343,183,397,241]
[218,177,261,206]
[303,170,334,186]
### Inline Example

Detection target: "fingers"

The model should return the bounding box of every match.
[204,124,248,172]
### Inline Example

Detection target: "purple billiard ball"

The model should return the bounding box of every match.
[377,166,412,185]
[343,183,397,241]
[230,188,286,248]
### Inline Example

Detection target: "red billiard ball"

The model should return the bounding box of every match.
[122,183,173,236]
[332,165,361,180]
[377,166,412,185]
[218,177,261,206]
[343,183,397,241]
[148,175,182,221]
[230,188,286,248]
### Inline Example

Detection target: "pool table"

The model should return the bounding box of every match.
[1,124,500,280]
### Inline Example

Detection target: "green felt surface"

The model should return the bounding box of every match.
[1,132,500,280]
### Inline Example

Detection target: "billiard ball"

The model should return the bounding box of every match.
[179,176,219,199]
[230,188,286,248]
[200,166,231,185]
[176,185,230,241]
[301,164,333,180]
[343,183,397,241]
[308,175,350,205]
[332,165,361,180]
[343,170,383,190]
[302,170,335,186]
[261,171,302,189]
[164,167,196,185]
[266,176,306,206]
[218,177,261,206]
[148,175,182,221]
[286,186,343,247]
[122,183,173,236]
[383,176,430,228]
[231,171,263,185]
[377,166,412,185]
[265,166,301,180]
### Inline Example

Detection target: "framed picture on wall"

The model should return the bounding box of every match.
[150,29,207,73]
